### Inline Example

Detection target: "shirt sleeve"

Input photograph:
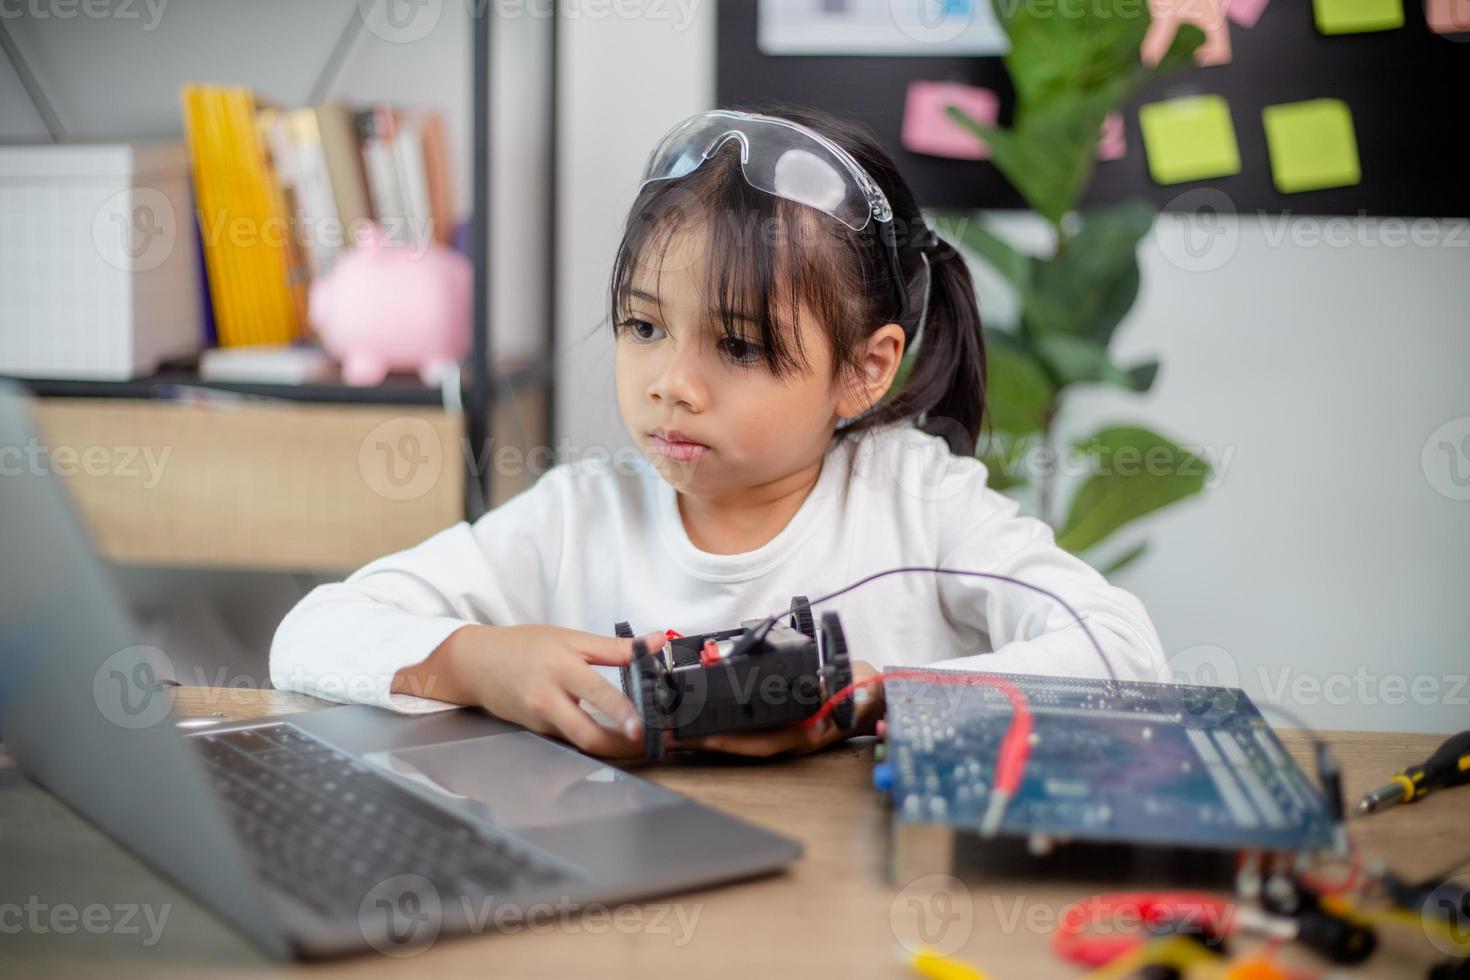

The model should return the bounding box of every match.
[931,469,1168,683]
[268,467,568,713]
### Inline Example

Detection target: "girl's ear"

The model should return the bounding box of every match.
[835,322,906,419]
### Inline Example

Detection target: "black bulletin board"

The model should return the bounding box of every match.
[716,0,1470,217]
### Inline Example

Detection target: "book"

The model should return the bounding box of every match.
[181,84,304,346]
[179,88,459,354]
[394,112,432,247]
[314,102,372,246]
[418,111,455,245]
[200,343,334,384]
[358,105,407,242]
[286,108,344,277]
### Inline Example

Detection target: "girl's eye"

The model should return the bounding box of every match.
[718,336,765,366]
[617,318,664,342]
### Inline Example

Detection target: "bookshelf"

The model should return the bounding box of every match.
[12,359,551,408]
[4,4,556,570]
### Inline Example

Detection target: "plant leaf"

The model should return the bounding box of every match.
[971,0,1205,219]
[979,444,1030,492]
[983,333,1055,436]
[1031,334,1156,393]
[1126,360,1160,392]
[1023,201,1155,343]
[950,99,1107,226]
[992,0,1154,108]
[1093,540,1146,578]
[1096,540,1150,577]
[1056,426,1211,552]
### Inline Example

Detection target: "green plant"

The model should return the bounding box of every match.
[932,0,1215,575]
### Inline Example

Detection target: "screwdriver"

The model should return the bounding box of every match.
[1357,730,1470,815]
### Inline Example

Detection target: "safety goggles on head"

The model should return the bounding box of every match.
[637,109,934,332]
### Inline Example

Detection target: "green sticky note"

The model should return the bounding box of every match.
[1262,99,1361,194]
[1138,96,1241,185]
[1313,0,1404,33]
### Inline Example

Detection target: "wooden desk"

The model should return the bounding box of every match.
[1,687,1463,978]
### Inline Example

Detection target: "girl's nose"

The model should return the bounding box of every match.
[648,346,707,412]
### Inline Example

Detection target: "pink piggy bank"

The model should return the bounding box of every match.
[309,223,472,386]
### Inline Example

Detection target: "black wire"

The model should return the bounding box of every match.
[751,565,1118,684]
[751,565,1355,854]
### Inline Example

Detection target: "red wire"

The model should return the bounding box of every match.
[803,669,1033,795]
[1051,891,1235,968]
[1297,839,1362,896]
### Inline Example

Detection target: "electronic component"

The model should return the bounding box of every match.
[615,595,855,760]
[880,669,1338,865]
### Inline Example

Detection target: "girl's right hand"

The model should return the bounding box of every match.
[394,624,667,759]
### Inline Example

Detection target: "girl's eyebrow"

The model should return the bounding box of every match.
[629,286,757,325]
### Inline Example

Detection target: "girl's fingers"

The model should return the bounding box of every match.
[578,630,666,667]
[679,719,833,758]
[562,664,643,740]
[542,691,643,758]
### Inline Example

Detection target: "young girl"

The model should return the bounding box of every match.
[271,104,1165,759]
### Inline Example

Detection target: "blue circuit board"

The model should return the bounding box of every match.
[883,670,1337,853]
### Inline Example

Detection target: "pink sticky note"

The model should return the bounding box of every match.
[1427,0,1470,33]
[901,80,999,161]
[1225,0,1270,28]
[1141,0,1232,67]
[1097,112,1126,161]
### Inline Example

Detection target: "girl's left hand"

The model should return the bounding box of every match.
[668,660,884,758]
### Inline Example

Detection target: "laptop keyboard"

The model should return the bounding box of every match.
[191,723,573,922]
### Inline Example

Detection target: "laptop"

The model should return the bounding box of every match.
[0,386,800,959]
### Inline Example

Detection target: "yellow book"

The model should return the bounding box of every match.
[181,86,231,345]
[182,83,307,346]
[218,86,262,346]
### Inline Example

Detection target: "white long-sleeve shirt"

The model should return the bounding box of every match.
[270,421,1167,713]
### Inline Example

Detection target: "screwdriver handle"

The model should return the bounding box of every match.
[1358,730,1470,815]
[1399,729,1470,802]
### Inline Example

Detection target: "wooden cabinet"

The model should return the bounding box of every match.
[29,384,545,572]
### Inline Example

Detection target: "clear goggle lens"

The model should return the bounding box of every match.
[638,110,894,232]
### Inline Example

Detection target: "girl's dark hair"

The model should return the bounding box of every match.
[607,101,986,455]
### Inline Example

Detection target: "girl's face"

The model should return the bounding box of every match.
[615,226,858,497]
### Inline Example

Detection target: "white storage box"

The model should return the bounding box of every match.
[0,143,203,380]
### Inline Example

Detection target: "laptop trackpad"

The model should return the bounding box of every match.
[363,732,680,832]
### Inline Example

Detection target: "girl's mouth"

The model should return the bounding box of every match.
[650,432,711,462]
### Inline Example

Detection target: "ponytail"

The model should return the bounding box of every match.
[843,232,988,457]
